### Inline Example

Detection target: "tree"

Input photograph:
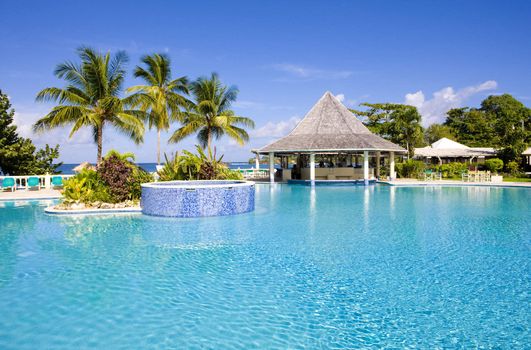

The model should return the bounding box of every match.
[444,94,530,165]
[169,73,254,149]
[481,94,530,164]
[34,47,146,163]
[444,107,496,146]
[351,103,424,158]
[424,124,455,144]
[0,90,62,175]
[127,53,190,164]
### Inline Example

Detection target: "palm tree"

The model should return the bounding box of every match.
[169,73,254,150]
[33,47,145,163]
[126,53,189,164]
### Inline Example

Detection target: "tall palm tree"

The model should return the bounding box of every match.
[33,47,145,163]
[169,73,254,150]
[127,54,189,164]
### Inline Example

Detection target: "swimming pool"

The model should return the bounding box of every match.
[0,185,529,348]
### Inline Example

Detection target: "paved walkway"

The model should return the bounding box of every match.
[0,189,62,201]
[379,179,531,188]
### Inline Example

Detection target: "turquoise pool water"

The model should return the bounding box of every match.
[0,185,529,349]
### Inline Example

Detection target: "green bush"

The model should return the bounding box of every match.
[378,164,389,178]
[505,161,520,176]
[129,167,154,200]
[396,160,426,179]
[216,166,244,180]
[63,151,153,204]
[484,158,503,173]
[158,146,243,181]
[63,169,112,203]
[437,162,468,178]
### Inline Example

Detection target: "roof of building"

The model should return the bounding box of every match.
[256,92,406,154]
[431,137,469,149]
[414,137,496,158]
[522,147,531,155]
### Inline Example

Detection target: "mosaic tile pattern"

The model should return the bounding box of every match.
[141,181,255,217]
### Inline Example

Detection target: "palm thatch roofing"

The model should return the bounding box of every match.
[414,138,496,158]
[256,92,406,154]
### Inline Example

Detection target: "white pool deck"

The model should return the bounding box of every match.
[379,179,531,188]
[0,189,62,201]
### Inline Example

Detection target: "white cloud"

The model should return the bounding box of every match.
[250,116,301,138]
[333,93,367,107]
[232,100,295,112]
[405,80,497,126]
[232,100,265,109]
[335,94,345,102]
[270,63,353,80]
[13,109,94,146]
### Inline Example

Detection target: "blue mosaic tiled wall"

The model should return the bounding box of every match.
[141,181,255,217]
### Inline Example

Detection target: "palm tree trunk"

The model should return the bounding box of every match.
[207,129,212,151]
[97,124,103,163]
[157,129,161,165]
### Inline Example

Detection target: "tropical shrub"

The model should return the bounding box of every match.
[217,166,244,180]
[63,151,152,204]
[63,169,112,203]
[484,158,503,173]
[505,161,520,176]
[437,162,468,178]
[396,160,426,179]
[158,146,243,181]
[129,167,154,200]
[97,155,133,202]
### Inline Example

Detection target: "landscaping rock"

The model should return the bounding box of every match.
[71,203,85,210]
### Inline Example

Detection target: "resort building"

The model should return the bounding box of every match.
[253,92,406,184]
[414,137,496,165]
[523,147,531,172]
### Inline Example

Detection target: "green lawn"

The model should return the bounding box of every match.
[503,177,531,182]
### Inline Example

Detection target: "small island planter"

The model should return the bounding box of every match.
[141,180,255,218]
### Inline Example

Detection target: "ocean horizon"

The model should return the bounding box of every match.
[56,162,266,174]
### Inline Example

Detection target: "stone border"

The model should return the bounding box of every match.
[45,206,142,215]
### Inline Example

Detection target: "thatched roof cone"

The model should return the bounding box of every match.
[73,161,95,173]
[257,91,406,154]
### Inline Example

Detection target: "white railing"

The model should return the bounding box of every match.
[0,174,74,191]
[236,168,270,180]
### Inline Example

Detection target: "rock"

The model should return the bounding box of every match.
[92,201,102,208]
[71,203,85,210]
[100,203,113,209]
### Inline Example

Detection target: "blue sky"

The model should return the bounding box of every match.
[1,0,530,163]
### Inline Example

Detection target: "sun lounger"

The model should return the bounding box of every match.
[2,177,15,192]
[51,176,63,189]
[26,176,41,191]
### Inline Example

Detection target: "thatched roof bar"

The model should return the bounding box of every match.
[257,92,406,154]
